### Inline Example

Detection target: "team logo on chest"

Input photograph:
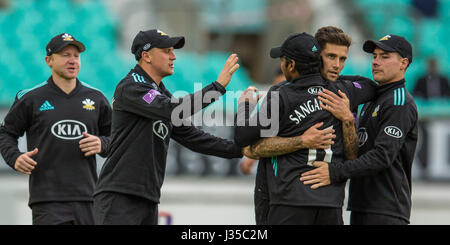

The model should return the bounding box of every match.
[153,120,168,140]
[82,98,95,111]
[372,105,380,117]
[39,100,55,111]
[357,127,368,147]
[51,120,87,140]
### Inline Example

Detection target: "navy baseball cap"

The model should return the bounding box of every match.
[46,33,85,56]
[363,34,413,65]
[131,29,185,60]
[270,32,320,63]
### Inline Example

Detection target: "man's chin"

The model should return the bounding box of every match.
[59,73,78,81]
[165,70,174,77]
[372,75,386,84]
[328,77,338,82]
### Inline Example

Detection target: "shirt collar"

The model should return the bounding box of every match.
[133,64,170,94]
[47,76,82,97]
[289,73,326,88]
[376,79,406,96]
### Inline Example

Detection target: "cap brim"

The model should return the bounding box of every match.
[363,40,395,53]
[54,41,86,54]
[270,46,282,58]
[159,36,185,49]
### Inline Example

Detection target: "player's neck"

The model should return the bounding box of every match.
[138,62,162,85]
[377,74,405,86]
[52,74,77,94]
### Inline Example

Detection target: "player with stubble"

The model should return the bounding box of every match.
[300,34,418,225]
[241,26,377,225]
[235,31,379,225]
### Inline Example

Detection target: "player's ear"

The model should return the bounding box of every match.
[141,50,152,64]
[400,57,409,71]
[289,60,296,72]
[45,55,52,67]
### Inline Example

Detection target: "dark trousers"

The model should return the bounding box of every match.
[31,201,95,225]
[350,212,409,225]
[94,191,158,225]
[254,191,270,225]
[268,205,343,225]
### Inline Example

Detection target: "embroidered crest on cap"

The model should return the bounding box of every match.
[62,33,74,41]
[379,35,391,41]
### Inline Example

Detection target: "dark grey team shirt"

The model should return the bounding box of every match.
[235,74,376,208]
[0,77,112,206]
[94,65,242,204]
[330,79,418,222]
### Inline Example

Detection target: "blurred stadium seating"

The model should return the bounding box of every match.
[0,0,253,108]
[352,0,450,116]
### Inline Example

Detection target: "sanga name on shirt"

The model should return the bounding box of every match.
[289,98,322,124]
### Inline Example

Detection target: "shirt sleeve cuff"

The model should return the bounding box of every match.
[212,81,227,95]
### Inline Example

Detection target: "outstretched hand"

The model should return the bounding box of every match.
[216,54,240,88]
[238,86,261,105]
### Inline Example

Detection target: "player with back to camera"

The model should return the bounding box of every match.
[240,26,377,225]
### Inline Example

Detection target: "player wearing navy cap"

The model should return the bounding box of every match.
[239,27,377,225]
[235,32,376,225]
[93,29,243,225]
[301,34,418,225]
[0,33,112,225]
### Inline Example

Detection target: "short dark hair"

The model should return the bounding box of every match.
[315,26,352,51]
[284,56,320,75]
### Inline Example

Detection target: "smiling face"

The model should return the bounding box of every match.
[371,47,408,85]
[45,45,81,81]
[320,43,348,82]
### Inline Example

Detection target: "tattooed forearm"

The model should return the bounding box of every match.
[250,136,303,158]
[342,120,358,160]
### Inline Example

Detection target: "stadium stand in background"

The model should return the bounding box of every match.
[0,0,449,178]
[0,0,253,108]
[351,0,450,116]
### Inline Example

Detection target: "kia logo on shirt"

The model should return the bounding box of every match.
[307,86,324,95]
[384,126,403,138]
[51,120,87,140]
